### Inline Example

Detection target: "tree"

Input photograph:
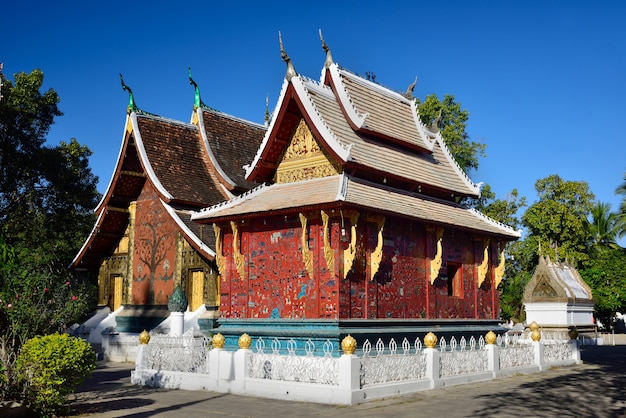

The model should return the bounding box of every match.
[521,174,594,266]
[0,69,100,385]
[587,201,625,253]
[580,248,626,323]
[616,173,626,236]
[470,184,526,230]
[416,94,487,174]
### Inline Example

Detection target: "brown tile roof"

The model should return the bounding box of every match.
[193,174,520,239]
[135,114,227,206]
[199,109,266,192]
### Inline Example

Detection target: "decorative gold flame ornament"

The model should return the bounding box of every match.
[239,333,252,349]
[212,333,225,349]
[485,330,497,345]
[139,329,150,345]
[424,332,438,348]
[529,321,541,342]
[341,334,357,355]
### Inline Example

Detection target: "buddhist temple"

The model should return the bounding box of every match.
[70,73,266,359]
[191,34,521,351]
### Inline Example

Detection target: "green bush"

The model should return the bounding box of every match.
[16,333,96,416]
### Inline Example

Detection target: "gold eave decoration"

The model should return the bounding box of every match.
[320,210,334,274]
[213,224,226,277]
[343,210,360,277]
[477,238,490,287]
[494,248,506,288]
[429,227,444,284]
[369,214,385,280]
[230,221,246,280]
[276,118,342,184]
[299,213,314,279]
[125,117,134,134]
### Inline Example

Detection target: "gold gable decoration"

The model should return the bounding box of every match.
[320,210,335,274]
[429,227,444,284]
[477,238,490,287]
[369,214,385,280]
[299,213,315,279]
[276,119,342,184]
[230,221,246,281]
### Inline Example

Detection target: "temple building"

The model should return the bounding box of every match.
[191,35,521,350]
[70,74,265,358]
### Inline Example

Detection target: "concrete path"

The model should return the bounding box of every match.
[70,336,626,417]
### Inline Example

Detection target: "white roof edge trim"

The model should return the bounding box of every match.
[292,76,351,162]
[410,101,436,152]
[192,182,270,221]
[69,209,106,268]
[469,208,522,238]
[95,113,132,213]
[245,79,290,180]
[219,183,236,200]
[435,135,481,197]
[161,199,215,257]
[132,113,174,200]
[328,64,367,128]
[196,108,237,188]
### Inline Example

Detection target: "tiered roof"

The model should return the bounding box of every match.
[71,106,265,270]
[194,36,519,240]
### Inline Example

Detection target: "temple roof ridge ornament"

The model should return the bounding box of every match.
[279,32,297,81]
[404,76,418,100]
[319,29,333,69]
[120,73,137,114]
[188,67,213,111]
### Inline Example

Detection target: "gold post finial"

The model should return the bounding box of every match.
[424,332,438,348]
[238,333,252,349]
[139,329,150,345]
[341,335,357,355]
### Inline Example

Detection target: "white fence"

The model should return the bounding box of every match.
[131,331,581,405]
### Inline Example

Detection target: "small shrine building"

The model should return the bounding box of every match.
[523,255,594,333]
[192,35,521,350]
[70,77,266,352]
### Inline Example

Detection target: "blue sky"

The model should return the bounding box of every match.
[3,1,625,242]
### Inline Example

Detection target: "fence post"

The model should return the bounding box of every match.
[423,332,441,389]
[232,333,252,392]
[339,335,360,392]
[485,331,499,377]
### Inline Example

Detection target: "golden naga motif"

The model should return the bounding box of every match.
[477,238,490,288]
[239,333,252,349]
[139,329,150,345]
[213,224,226,277]
[494,247,506,288]
[230,221,246,281]
[299,213,315,279]
[424,332,438,349]
[369,214,386,280]
[485,330,497,345]
[212,333,225,349]
[343,210,360,277]
[320,210,335,274]
[276,119,341,184]
[429,227,444,284]
[341,334,357,355]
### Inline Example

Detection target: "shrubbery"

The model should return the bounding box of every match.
[16,333,96,416]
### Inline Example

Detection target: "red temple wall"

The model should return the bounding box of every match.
[218,211,500,320]
[131,183,177,305]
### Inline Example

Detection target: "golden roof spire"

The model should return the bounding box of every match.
[279,32,297,81]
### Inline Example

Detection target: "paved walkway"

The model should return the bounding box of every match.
[70,335,626,418]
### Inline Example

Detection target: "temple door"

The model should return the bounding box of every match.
[111,275,123,311]
[189,270,205,311]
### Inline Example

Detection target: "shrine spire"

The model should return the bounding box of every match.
[279,32,297,81]
[188,67,207,110]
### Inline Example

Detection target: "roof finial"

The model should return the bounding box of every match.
[404,76,418,99]
[188,67,207,110]
[279,31,297,81]
[319,29,333,68]
[264,94,270,126]
[119,73,137,114]
[429,108,442,133]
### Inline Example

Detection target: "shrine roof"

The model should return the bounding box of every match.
[197,108,266,191]
[301,77,480,196]
[523,256,593,304]
[133,113,227,205]
[192,174,520,240]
